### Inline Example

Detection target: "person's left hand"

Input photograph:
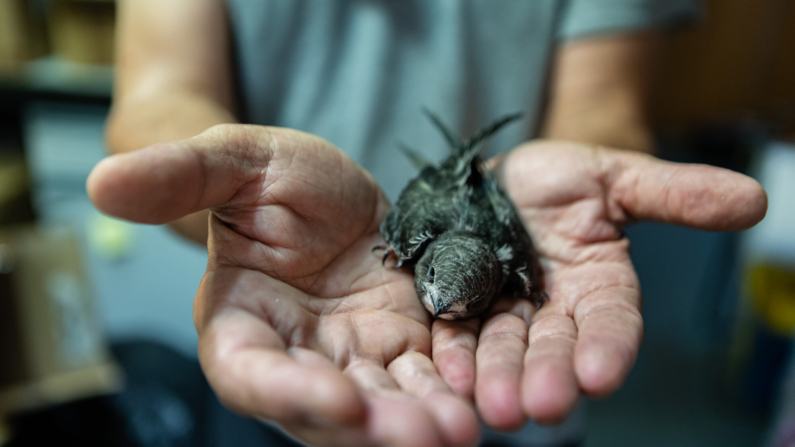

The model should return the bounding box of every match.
[429,140,768,429]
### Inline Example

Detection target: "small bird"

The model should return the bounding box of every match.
[378,110,544,320]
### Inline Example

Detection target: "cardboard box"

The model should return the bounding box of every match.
[0,153,35,227]
[48,0,115,66]
[0,0,48,68]
[0,226,121,417]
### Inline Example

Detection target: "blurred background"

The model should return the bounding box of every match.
[0,0,794,446]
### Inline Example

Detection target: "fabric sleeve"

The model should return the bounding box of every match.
[556,0,701,41]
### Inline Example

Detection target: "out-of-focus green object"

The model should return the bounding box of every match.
[0,154,35,226]
[728,141,795,411]
[49,0,115,66]
[750,265,795,335]
[0,0,47,69]
[0,418,8,445]
[87,212,133,261]
[741,142,795,334]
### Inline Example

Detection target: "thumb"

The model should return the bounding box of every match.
[607,149,768,231]
[88,124,281,224]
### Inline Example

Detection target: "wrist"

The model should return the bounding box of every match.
[541,107,654,154]
[106,92,236,155]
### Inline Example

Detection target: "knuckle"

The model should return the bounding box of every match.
[528,314,577,346]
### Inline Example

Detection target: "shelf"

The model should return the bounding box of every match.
[0,56,113,101]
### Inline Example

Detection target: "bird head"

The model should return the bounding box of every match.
[413,232,503,320]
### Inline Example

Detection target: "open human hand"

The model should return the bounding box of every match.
[430,140,768,429]
[87,125,480,447]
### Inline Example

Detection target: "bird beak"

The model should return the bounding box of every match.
[433,301,450,318]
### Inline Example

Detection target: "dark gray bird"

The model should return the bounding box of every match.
[378,110,544,320]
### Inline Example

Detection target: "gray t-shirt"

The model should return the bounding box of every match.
[226,0,695,202]
[223,1,695,445]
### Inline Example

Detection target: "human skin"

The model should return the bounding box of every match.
[107,0,660,244]
[88,124,766,446]
[541,31,661,154]
[106,0,236,243]
[97,1,765,445]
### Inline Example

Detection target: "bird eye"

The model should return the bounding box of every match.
[428,267,435,282]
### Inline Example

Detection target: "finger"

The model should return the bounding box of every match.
[198,306,365,426]
[343,357,451,447]
[345,358,401,393]
[267,419,370,447]
[420,393,481,447]
[605,149,767,231]
[388,351,450,396]
[475,312,528,431]
[431,318,479,399]
[388,351,481,447]
[276,357,399,447]
[88,124,368,226]
[573,285,643,396]
[366,396,446,447]
[285,395,449,447]
[521,311,580,424]
[87,124,275,223]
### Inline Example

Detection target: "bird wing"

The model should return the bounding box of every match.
[482,173,542,299]
[381,169,450,260]
[483,170,516,226]
[383,111,525,264]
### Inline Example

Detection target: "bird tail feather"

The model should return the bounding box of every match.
[396,141,433,170]
[422,107,463,149]
[454,112,523,180]
[459,112,523,160]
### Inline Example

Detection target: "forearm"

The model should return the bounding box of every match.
[540,32,661,154]
[106,92,235,243]
[103,0,235,244]
[107,91,235,155]
[541,94,654,153]
[110,0,235,154]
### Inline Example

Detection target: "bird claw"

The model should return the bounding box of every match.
[374,244,405,269]
[536,290,549,310]
[373,244,392,265]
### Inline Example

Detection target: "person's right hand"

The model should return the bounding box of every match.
[87,124,480,447]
